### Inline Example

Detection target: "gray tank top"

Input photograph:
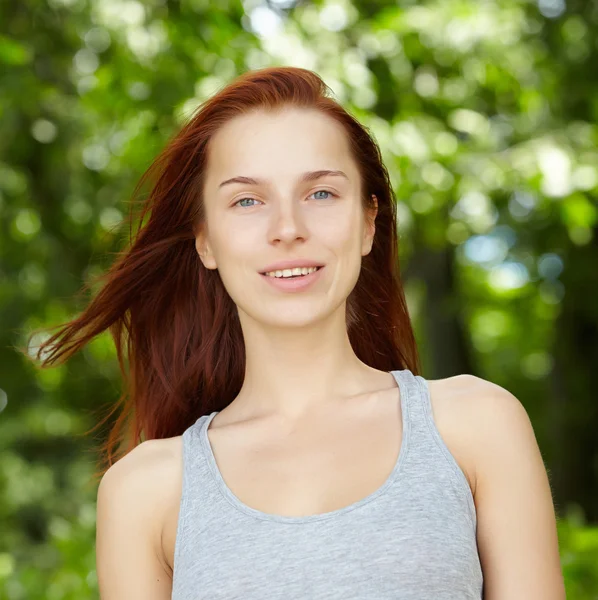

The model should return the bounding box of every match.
[171,368,483,599]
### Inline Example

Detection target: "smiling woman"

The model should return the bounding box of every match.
[26,66,564,600]
[194,106,377,327]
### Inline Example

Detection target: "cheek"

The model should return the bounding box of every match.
[314,209,363,252]
[214,218,260,259]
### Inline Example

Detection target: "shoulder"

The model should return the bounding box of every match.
[429,373,529,425]
[97,436,183,571]
[99,436,182,498]
[427,373,534,498]
[428,375,564,597]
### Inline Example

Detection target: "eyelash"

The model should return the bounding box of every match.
[232,189,338,208]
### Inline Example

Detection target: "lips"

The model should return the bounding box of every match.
[259,265,324,291]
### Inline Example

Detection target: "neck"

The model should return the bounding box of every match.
[230,305,391,421]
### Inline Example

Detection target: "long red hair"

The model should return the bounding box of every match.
[23,66,420,480]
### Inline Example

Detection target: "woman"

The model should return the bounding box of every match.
[34,67,565,598]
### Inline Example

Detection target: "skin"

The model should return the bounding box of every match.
[195,106,382,421]
[95,107,566,599]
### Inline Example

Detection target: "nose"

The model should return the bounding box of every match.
[267,200,309,245]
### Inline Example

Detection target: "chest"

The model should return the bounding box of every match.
[205,408,404,518]
[170,485,482,600]
[163,383,478,584]
[163,398,404,572]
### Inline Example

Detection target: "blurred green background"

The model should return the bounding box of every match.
[1,0,598,597]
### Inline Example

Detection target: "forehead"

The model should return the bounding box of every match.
[205,108,357,184]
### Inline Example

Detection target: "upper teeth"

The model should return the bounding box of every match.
[265,267,319,278]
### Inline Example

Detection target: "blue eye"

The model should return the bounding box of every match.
[234,197,260,208]
[311,189,336,200]
[233,189,336,208]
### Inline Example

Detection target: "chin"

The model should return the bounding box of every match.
[259,308,327,328]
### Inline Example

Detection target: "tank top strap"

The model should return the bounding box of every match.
[391,368,477,527]
[391,368,433,438]
[180,412,222,503]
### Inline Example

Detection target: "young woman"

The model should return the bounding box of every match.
[34,67,565,599]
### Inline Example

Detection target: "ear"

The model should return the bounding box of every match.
[361,194,378,256]
[194,225,218,270]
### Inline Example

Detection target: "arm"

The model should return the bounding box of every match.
[96,440,173,600]
[469,378,565,599]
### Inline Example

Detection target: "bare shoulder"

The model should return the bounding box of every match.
[99,435,182,508]
[427,373,533,498]
[428,372,527,422]
[428,374,565,597]
[97,435,183,578]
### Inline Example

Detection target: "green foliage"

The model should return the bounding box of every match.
[1,0,598,597]
[558,509,598,599]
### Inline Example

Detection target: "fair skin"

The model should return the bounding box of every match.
[95,107,565,599]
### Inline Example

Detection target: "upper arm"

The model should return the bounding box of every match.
[467,377,565,600]
[96,440,173,600]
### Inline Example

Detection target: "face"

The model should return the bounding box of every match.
[196,107,377,328]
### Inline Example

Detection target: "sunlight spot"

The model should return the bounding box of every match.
[249,6,283,37]
[537,144,572,197]
[31,119,58,143]
[320,3,349,32]
[488,262,529,291]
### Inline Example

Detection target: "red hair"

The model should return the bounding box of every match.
[23,66,420,480]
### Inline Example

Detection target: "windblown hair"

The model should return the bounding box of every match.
[24,66,420,480]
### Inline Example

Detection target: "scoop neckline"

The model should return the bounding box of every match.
[198,369,412,524]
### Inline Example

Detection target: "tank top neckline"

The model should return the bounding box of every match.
[196,369,413,524]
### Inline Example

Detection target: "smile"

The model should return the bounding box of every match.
[259,266,324,292]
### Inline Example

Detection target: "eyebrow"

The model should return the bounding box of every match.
[218,169,349,189]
